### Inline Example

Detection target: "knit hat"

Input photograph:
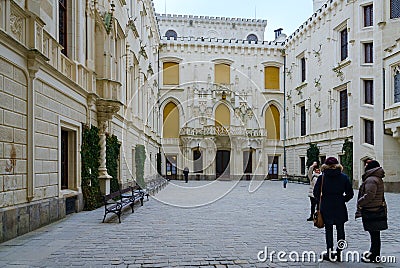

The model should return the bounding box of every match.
[325,157,339,165]
[365,160,380,171]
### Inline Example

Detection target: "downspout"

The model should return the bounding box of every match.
[283,49,287,168]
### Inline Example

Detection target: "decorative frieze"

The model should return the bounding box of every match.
[10,7,24,43]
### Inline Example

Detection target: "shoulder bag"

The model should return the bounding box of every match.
[313,175,325,228]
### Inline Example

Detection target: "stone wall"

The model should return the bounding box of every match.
[0,56,28,208]
[0,197,66,243]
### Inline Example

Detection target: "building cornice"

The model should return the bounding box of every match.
[156,13,267,27]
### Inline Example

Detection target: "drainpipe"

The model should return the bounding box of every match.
[283,51,287,168]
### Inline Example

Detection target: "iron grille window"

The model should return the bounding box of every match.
[364,4,373,27]
[364,43,373,63]
[364,80,374,104]
[340,89,348,128]
[59,0,67,55]
[390,0,400,19]
[301,57,306,82]
[340,29,348,61]
[300,106,306,136]
[395,71,400,103]
[365,119,374,145]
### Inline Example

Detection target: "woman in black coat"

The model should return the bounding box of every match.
[314,157,354,262]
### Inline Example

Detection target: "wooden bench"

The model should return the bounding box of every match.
[102,186,144,223]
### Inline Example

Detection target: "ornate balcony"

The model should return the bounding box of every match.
[384,105,400,141]
[179,126,266,137]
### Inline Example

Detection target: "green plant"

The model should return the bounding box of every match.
[135,144,146,187]
[306,143,320,168]
[106,134,121,193]
[341,139,353,183]
[81,125,101,210]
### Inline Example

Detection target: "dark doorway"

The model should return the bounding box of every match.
[267,156,279,180]
[61,130,69,189]
[166,155,177,180]
[243,150,253,174]
[193,149,203,173]
[216,150,230,178]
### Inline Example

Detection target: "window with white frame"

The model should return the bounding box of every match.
[59,118,81,192]
[339,89,348,128]
[364,119,374,145]
[364,4,373,27]
[394,67,400,103]
[364,42,373,63]
[340,28,348,61]
[364,80,374,105]
[390,0,400,19]
[300,105,306,136]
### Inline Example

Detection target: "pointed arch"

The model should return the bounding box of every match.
[215,103,230,127]
[265,104,280,140]
[163,102,180,138]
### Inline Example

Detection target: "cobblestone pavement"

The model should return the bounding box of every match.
[0,180,399,267]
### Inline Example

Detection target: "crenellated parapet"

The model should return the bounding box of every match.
[157,13,267,26]
[160,36,285,56]
[157,13,267,41]
[284,0,350,47]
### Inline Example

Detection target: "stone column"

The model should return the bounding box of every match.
[98,120,112,195]
[96,99,122,195]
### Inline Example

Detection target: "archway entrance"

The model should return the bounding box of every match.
[216,150,230,178]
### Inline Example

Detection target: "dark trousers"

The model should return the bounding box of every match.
[325,223,345,251]
[309,197,318,217]
[368,230,381,258]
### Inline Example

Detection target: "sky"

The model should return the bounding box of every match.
[152,0,314,41]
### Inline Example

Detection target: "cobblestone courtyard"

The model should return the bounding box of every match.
[0,180,399,267]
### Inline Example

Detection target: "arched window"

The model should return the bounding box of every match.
[163,102,180,138]
[215,104,230,128]
[165,30,177,40]
[246,34,258,43]
[265,105,280,140]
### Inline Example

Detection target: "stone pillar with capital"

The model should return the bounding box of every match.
[96,99,122,195]
[98,120,112,195]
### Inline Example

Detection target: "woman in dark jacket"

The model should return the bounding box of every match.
[314,157,354,262]
[356,160,387,263]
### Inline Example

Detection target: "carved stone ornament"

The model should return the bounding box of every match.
[10,9,23,42]
[234,102,253,124]
[36,23,43,52]
[96,98,122,122]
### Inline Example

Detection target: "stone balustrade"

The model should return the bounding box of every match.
[179,126,267,137]
[286,126,353,146]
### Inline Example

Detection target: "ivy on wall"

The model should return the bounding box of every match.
[106,134,121,193]
[341,139,353,183]
[306,143,320,168]
[135,144,146,187]
[81,125,101,210]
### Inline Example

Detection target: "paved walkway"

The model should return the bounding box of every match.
[0,180,399,267]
